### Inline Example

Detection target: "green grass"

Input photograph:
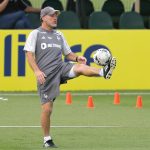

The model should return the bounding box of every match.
[0,91,150,150]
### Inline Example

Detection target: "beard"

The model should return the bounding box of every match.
[46,20,57,29]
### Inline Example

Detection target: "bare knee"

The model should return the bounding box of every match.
[42,102,53,115]
[43,107,52,114]
[73,64,87,75]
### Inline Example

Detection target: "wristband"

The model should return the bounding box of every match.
[76,56,78,62]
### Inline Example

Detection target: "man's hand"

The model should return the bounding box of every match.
[77,56,87,64]
[35,70,46,84]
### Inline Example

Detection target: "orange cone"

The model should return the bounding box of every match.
[66,92,72,105]
[114,92,120,105]
[136,96,143,108]
[87,96,94,108]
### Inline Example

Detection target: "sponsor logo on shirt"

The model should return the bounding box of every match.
[41,43,61,49]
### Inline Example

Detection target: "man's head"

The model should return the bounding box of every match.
[40,7,60,29]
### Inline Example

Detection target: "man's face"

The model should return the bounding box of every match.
[43,13,58,28]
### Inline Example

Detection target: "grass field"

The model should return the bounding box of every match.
[0,91,150,150]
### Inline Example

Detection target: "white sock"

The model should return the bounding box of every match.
[44,136,52,143]
[99,68,104,77]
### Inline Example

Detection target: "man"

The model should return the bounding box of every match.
[24,6,116,148]
[0,0,40,29]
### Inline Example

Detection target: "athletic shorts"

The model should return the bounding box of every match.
[37,62,75,104]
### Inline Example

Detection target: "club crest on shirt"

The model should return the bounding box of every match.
[57,36,60,41]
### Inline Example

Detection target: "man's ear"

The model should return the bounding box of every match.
[42,16,46,22]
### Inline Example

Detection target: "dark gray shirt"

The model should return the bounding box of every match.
[24,27,71,75]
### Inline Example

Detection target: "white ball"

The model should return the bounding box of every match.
[93,48,112,66]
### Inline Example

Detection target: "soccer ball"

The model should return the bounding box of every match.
[93,48,112,66]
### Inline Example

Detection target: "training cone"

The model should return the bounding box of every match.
[136,96,143,108]
[66,92,72,105]
[87,96,94,108]
[114,92,120,105]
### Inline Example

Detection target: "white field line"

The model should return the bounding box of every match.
[0,125,121,128]
[0,97,8,101]
[0,92,150,96]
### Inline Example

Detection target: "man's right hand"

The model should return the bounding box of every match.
[35,70,47,84]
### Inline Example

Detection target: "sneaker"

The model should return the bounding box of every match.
[103,57,116,79]
[43,139,57,148]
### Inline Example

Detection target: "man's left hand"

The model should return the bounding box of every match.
[77,56,87,64]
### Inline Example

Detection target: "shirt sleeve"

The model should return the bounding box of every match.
[60,32,72,56]
[24,29,38,53]
[17,0,29,10]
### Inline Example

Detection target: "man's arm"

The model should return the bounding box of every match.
[24,6,40,13]
[26,51,46,84]
[0,0,9,13]
[60,31,87,64]
[65,52,87,64]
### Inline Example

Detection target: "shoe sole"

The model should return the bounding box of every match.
[105,57,116,79]
[43,145,58,148]
[43,144,58,148]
